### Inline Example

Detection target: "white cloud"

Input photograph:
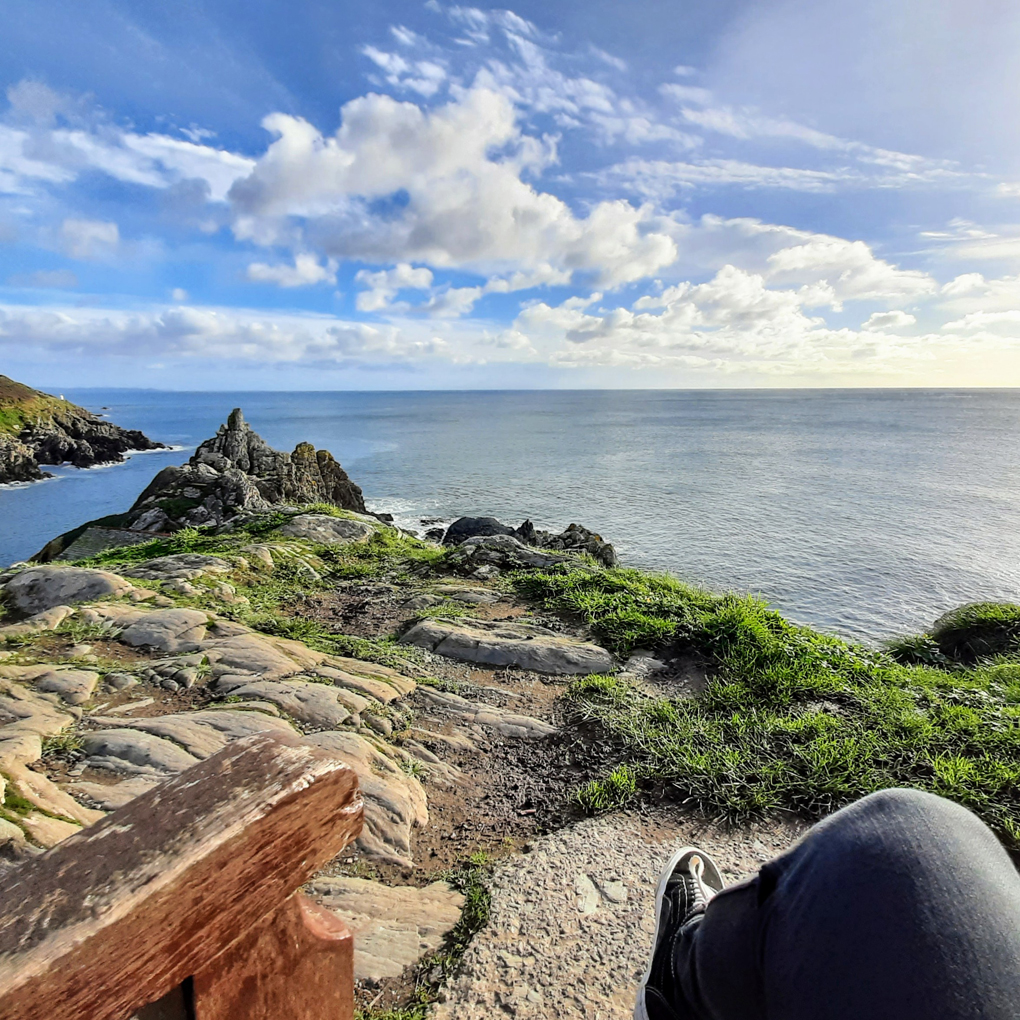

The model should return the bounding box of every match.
[864,310,916,330]
[508,265,961,378]
[0,80,253,201]
[362,45,447,97]
[0,302,455,365]
[171,287,189,302]
[246,254,337,288]
[764,237,935,303]
[60,218,119,259]
[599,158,848,198]
[229,87,678,286]
[355,263,434,311]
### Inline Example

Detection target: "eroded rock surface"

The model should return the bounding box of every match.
[310,877,465,984]
[3,566,133,614]
[123,554,232,581]
[279,514,375,545]
[402,618,615,674]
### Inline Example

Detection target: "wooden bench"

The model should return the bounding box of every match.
[0,732,364,1020]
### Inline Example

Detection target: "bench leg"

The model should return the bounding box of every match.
[191,892,354,1020]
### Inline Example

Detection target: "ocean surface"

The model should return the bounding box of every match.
[3,389,1020,645]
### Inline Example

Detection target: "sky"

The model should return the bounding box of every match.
[3,0,1020,389]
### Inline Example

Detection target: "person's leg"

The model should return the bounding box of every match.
[654,789,1020,1020]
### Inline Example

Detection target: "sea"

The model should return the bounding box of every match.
[3,388,1020,646]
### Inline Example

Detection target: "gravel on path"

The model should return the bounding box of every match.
[434,805,806,1020]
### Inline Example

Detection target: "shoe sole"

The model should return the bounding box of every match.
[633,846,724,1020]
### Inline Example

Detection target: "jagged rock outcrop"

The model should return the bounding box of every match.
[0,374,163,485]
[33,409,369,559]
[124,408,366,532]
[442,517,618,568]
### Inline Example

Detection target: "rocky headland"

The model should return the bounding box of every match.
[2,407,1018,1019]
[0,375,164,486]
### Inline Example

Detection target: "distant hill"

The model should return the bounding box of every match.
[0,374,164,485]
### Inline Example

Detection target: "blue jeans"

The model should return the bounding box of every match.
[674,789,1020,1020]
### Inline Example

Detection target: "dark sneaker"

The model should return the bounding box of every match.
[634,846,725,1020]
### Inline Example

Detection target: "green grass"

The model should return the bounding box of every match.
[520,568,1020,843]
[575,764,638,813]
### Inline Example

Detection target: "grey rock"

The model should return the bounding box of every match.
[3,566,133,614]
[34,669,100,706]
[574,873,600,914]
[103,672,138,691]
[54,527,161,562]
[305,730,428,867]
[446,534,576,573]
[123,554,232,581]
[201,632,304,679]
[93,708,297,759]
[309,877,464,984]
[82,729,201,775]
[402,618,614,675]
[416,687,556,739]
[278,514,375,545]
[516,520,618,568]
[442,516,517,545]
[69,776,161,811]
[120,609,209,653]
[218,678,352,729]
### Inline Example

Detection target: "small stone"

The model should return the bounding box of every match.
[573,874,599,914]
[104,672,138,691]
[601,881,628,904]
[161,678,180,692]
[364,714,393,737]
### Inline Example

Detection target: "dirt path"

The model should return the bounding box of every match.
[433,806,805,1019]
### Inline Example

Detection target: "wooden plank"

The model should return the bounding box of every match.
[0,732,363,1020]
[192,892,354,1019]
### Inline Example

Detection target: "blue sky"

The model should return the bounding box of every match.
[3,0,1020,389]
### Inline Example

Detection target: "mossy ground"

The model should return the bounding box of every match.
[518,568,1020,843]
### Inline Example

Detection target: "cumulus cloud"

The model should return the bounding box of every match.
[507,264,953,377]
[246,254,337,287]
[764,237,935,304]
[60,218,118,259]
[229,87,677,286]
[864,310,916,330]
[355,263,434,311]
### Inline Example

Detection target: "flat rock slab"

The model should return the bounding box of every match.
[434,807,805,1020]
[123,554,232,581]
[69,776,161,811]
[305,730,427,868]
[417,688,556,739]
[0,678,77,761]
[216,678,352,730]
[3,567,133,614]
[201,633,305,680]
[83,728,201,776]
[89,709,297,760]
[120,609,209,653]
[54,527,158,562]
[309,877,464,984]
[279,514,375,544]
[34,669,100,706]
[402,618,614,675]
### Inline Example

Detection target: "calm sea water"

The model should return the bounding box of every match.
[2,389,1019,644]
